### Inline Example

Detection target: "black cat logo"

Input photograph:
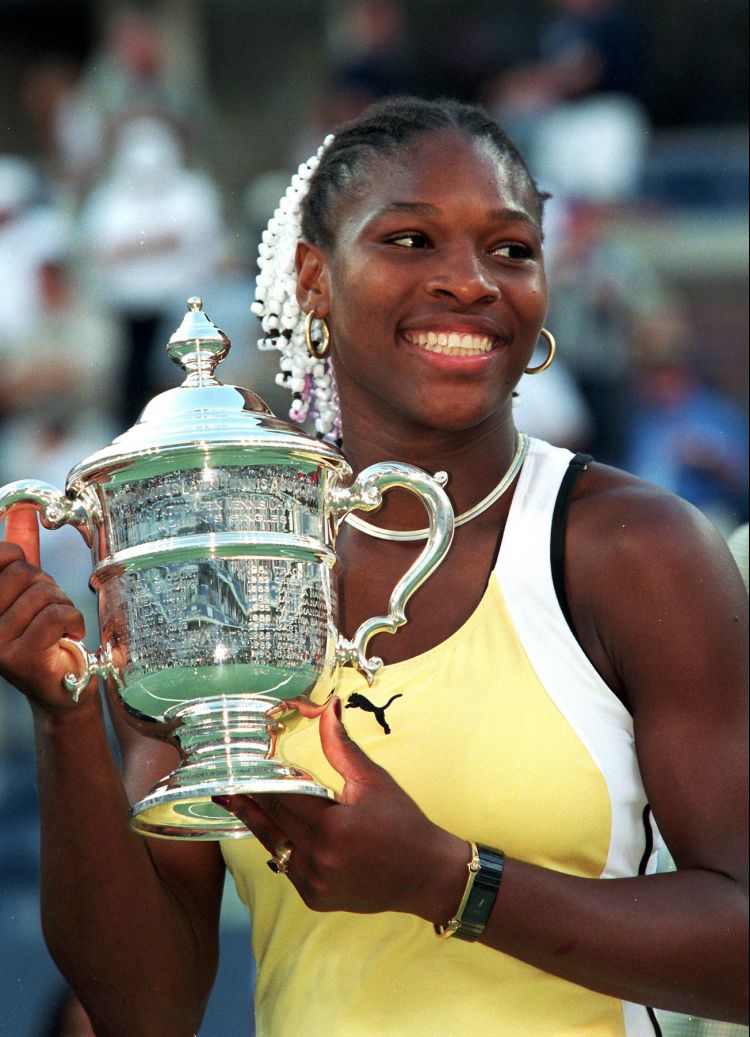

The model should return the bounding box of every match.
[345,692,403,734]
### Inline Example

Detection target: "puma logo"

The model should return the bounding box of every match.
[345,692,403,734]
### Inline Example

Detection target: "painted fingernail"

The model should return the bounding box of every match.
[212,795,231,808]
[332,696,342,721]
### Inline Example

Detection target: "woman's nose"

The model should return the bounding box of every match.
[425,247,500,305]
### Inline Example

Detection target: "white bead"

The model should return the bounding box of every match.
[254,137,341,432]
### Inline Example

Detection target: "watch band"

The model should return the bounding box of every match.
[434,844,505,941]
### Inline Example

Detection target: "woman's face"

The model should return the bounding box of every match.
[298,128,548,436]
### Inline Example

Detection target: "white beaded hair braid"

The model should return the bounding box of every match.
[251,135,341,441]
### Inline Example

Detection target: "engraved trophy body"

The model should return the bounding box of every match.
[0,299,454,839]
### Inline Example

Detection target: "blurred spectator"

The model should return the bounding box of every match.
[490,0,642,118]
[545,201,672,465]
[47,5,208,196]
[77,117,229,428]
[0,256,122,636]
[484,0,650,204]
[0,258,123,479]
[623,322,748,534]
[0,155,72,341]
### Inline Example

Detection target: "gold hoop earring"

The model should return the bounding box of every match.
[524,328,556,375]
[304,311,331,359]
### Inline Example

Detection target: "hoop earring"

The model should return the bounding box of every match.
[524,328,556,375]
[304,311,331,359]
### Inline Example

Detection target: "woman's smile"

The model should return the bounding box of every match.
[407,331,494,355]
[399,313,509,363]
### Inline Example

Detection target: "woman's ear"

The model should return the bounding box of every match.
[295,240,331,318]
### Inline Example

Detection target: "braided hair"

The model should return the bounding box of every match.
[252,96,547,441]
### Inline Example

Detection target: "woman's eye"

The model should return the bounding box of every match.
[492,242,532,259]
[388,232,430,248]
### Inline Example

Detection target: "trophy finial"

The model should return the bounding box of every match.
[168,297,231,386]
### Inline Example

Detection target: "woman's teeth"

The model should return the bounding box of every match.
[410,331,494,355]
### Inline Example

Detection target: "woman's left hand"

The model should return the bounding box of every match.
[212,697,468,921]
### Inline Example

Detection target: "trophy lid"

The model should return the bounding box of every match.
[66,297,349,490]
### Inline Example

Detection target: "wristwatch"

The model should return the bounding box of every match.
[435,843,505,941]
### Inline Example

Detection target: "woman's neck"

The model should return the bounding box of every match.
[339,406,521,531]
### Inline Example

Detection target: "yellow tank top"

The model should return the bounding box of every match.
[222,439,658,1036]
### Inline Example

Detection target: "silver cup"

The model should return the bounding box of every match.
[0,298,454,839]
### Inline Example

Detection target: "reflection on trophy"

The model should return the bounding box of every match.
[0,299,454,840]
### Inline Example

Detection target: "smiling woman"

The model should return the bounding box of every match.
[0,96,747,1037]
[234,97,748,1034]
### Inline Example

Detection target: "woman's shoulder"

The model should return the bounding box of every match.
[569,460,735,574]
[562,461,747,709]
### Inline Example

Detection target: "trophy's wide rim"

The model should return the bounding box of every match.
[66,431,352,491]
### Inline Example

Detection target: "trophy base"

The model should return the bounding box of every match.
[127,694,337,840]
[129,760,336,840]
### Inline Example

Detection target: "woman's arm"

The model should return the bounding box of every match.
[222,475,748,1021]
[1,510,225,1037]
[526,472,749,1018]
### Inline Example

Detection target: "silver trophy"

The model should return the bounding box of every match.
[0,299,453,839]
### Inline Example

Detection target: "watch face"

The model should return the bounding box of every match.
[435,845,505,941]
[454,846,505,941]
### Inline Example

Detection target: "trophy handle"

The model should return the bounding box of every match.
[330,462,454,683]
[1,480,102,703]
[0,479,93,541]
[60,639,122,704]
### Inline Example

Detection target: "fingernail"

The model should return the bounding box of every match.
[212,795,231,808]
[332,696,342,721]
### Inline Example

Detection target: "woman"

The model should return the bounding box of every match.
[0,97,746,1036]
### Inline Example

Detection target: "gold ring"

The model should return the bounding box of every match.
[266,842,294,875]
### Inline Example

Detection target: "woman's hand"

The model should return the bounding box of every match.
[0,508,89,711]
[214,696,469,923]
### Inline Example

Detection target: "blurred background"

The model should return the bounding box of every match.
[0,1,747,1035]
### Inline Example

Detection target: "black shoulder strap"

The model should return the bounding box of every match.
[550,453,593,638]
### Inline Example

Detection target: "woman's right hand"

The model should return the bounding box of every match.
[0,507,89,711]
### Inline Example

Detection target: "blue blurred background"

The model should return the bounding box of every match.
[0,2,747,1035]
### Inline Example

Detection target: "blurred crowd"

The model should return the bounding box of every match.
[0,3,747,1036]
[1,1,746,534]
